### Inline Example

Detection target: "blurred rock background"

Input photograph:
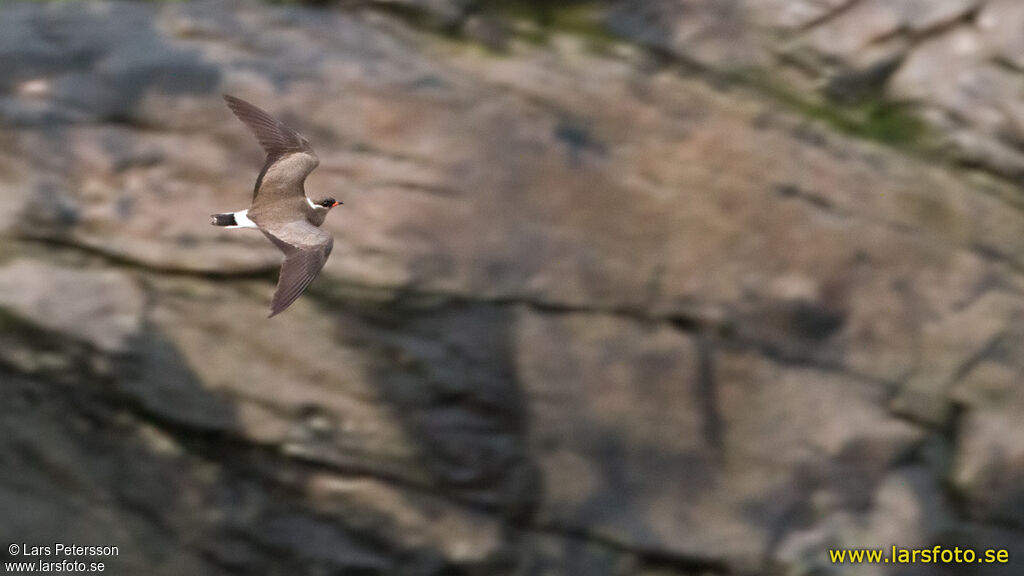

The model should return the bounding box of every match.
[1,0,1024,574]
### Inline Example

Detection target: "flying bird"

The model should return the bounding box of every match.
[212,95,342,317]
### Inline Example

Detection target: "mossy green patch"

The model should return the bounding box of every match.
[745,70,930,149]
[487,0,617,52]
[789,94,927,147]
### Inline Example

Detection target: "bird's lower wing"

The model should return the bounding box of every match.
[261,222,334,318]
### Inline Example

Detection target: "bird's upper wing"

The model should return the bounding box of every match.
[223,94,319,203]
[260,220,334,318]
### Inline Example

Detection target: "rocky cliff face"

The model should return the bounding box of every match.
[608,0,1024,180]
[2,1,1024,575]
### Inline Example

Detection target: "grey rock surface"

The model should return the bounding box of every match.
[610,0,1024,180]
[3,1,1024,575]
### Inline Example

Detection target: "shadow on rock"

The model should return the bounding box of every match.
[338,300,541,519]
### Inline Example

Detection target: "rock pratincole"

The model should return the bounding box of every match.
[213,95,342,318]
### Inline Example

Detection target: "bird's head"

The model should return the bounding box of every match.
[315,197,342,210]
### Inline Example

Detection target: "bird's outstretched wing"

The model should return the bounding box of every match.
[260,220,334,318]
[223,94,319,203]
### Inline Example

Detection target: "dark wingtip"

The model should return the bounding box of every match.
[268,298,285,318]
[223,94,249,113]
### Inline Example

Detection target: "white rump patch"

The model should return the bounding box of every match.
[233,209,258,229]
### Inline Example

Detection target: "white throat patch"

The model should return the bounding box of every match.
[307,197,320,210]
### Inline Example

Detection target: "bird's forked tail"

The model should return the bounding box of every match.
[211,212,238,227]
[211,209,258,229]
